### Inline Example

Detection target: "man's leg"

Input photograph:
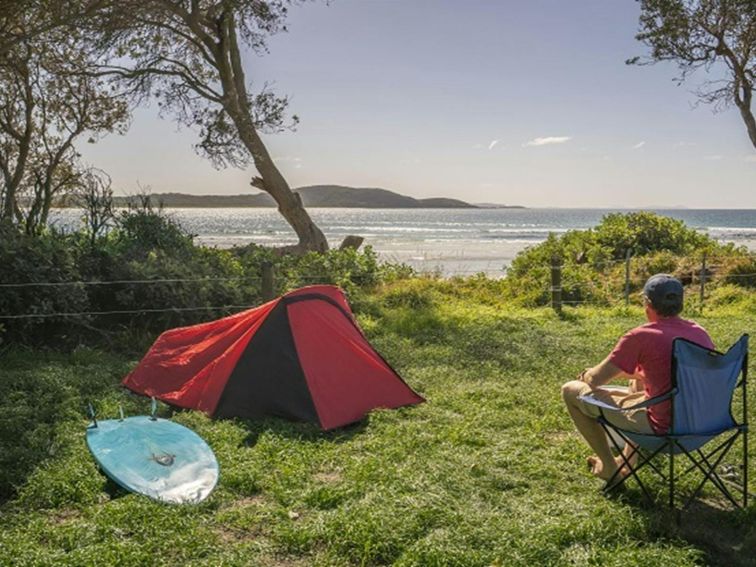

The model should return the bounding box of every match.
[561,380,619,480]
[618,385,645,468]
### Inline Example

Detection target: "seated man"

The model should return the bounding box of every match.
[561,274,714,481]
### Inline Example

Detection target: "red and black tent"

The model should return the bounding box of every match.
[123,285,424,429]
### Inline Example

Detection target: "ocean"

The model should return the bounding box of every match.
[49,208,756,276]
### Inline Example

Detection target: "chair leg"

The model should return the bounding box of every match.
[669,445,675,512]
[693,446,738,502]
[680,434,741,510]
[682,437,731,476]
[601,430,667,503]
[744,429,749,509]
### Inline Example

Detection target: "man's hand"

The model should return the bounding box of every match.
[578,358,623,389]
[577,368,596,387]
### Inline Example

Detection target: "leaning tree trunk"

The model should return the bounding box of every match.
[725,50,756,151]
[736,99,756,151]
[218,12,329,253]
[232,109,328,253]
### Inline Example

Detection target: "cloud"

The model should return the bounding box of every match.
[703,155,723,161]
[632,141,645,150]
[488,139,499,150]
[523,136,571,147]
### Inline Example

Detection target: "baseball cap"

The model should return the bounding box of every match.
[642,274,684,308]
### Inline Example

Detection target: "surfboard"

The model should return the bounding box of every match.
[86,416,219,504]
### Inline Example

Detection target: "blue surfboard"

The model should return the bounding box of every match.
[86,416,219,504]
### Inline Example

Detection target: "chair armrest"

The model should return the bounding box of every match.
[578,388,676,413]
[578,393,621,412]
[598,385,631,395]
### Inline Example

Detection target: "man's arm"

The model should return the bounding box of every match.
[579,356,625,389]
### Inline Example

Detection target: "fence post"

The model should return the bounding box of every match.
[699,251,707,307]
[551,255,562,314]
[261,262,275,302]
[624,249,632,306]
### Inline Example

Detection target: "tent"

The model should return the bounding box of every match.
[122,285,424,429]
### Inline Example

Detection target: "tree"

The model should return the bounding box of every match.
[73,168,116,248]
[97,0,329,253]
[0,1,108,58]
[0,29,129,232]
[631,0,756,150]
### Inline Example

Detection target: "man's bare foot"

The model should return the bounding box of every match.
[587,455,630,481]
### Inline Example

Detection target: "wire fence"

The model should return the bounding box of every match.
[1,253,754,322]
[0,276,262,289]
[546,251,756,312]
[0,266,377,322]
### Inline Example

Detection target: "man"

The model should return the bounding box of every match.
[561,274,714,481]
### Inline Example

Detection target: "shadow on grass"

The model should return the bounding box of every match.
[237,416,369,448]
[102,476,131,501]
[606,485,755,566]
[162,403,370,447]
[0,348,131,505]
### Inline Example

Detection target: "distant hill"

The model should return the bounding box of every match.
[111,185,482,209]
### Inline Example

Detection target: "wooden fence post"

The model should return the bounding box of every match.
[624,249,632,306]
[261,262,275,302]
[699,251,707,308]
[551,255,562,314]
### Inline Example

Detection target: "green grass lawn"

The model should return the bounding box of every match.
[1,278,754,566]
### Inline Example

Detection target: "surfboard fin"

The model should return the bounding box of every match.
[87,402,98,428]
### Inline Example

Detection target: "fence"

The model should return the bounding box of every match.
[547,251,756,313]
[0,262,374,324]
[1,253,754,323]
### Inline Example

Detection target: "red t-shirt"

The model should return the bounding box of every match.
[608,317,714,434]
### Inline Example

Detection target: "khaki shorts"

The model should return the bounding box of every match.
[567,380,654,434]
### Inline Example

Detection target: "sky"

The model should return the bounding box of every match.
[80,0,756,208]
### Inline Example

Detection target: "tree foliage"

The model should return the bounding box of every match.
[0,21,129,233]
[72,168,117,248]
[0,1,107,57]
[94,0,328,252]
[631,0,756,149]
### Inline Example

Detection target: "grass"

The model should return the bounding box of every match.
[0,277,754,566]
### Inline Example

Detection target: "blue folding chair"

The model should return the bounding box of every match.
[579,334,749,512]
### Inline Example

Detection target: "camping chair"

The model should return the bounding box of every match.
[579,334,749,513]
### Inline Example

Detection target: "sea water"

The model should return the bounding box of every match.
[49,208,756,276]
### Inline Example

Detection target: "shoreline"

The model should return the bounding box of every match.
[47,207,756,277]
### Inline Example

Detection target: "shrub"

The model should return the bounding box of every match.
[0,209,412,347]
[503,212,750,307]
[274,246,384,297]
[114,208,195,261]
[0,225,89,344]
[593,212,714,259]
[720,255,756,288]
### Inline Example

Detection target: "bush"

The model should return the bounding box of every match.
[274,246,383,297]
[0,225,89,344]
[720,255,756,288]
[0,210,411,347]
[593,212,714,259]
[113,208,195,261]
[503,212,751,307]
